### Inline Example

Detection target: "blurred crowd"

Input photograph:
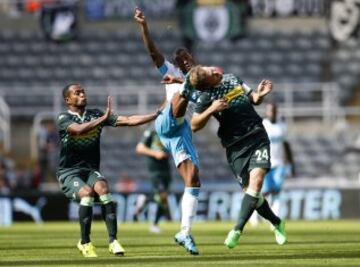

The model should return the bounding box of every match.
[0,0,76,16]
[0,120,59,194]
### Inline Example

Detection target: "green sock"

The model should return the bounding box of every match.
[101,202,117,243]
[256,199,281,226]
[234,193,258,231]
[79,205,93,244]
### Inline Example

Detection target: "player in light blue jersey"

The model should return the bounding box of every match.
[134,7,200,255]
[262,103,295,213]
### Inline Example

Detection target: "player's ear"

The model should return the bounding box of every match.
[65,96,71,105]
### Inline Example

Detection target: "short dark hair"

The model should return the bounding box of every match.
[172,47,190,64]
[62,83,78,99]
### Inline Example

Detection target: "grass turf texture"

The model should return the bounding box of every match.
[1,220,360,267]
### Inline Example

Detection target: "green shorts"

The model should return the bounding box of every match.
[57,168,105,201]
[226,141,270,188]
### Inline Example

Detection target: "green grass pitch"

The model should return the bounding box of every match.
[1,220,360,267]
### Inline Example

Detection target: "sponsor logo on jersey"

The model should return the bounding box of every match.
[223,85,245,102]
[70,128,100,140]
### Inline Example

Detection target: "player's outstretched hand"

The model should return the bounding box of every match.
[134,7,146,25]
[210,99,229,113]
[257,80,273,97]
[161,74,184,84]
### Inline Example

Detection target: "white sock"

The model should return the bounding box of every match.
[180,187,200,235]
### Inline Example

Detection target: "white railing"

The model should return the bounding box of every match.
[3,82,359,120]
[0,96,10,152]
[24,82,360,160]
[54,83,359,123]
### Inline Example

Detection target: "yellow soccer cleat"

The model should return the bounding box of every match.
[77,241,98,258]
[109,240,125,256]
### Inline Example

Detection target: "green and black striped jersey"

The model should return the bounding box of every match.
[57,109,117,171]
[194,74,268,148]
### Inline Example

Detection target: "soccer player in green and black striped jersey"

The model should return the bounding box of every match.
[135,126,171,234]
[57,83,160,258]
[185,65,287,249]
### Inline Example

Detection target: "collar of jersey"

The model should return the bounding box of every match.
[68,109,87,122]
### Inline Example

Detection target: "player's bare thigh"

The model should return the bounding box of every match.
[177,159,200,187]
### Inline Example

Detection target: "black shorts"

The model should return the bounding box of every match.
[57,168,105,201]
[150,174,171,194]
[226,141,270,188]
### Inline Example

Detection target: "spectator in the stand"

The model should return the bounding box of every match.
[38,121,59,183]
[14,167,28,190]
[38,122,49,183]
[115,172,138,193]
[30,161,43,189]
[0,162,10,194]
[45,122,59,180]
[0,156,16,190]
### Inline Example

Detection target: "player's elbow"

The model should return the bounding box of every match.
[191,122,202,132]
[191,124,199,132]
[135,143,144,155]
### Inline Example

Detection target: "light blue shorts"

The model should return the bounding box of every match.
[262,165,290,194]
[155,103,199,167]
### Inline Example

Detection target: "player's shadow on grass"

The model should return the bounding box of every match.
[4,245,73,251]
[2,251,360,266]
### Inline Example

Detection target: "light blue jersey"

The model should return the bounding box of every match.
[156,60,199,167]
[262,118,290,194]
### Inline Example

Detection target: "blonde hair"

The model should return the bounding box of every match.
[189,65,210,89]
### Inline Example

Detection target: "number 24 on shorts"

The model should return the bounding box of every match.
[255,148,269,162]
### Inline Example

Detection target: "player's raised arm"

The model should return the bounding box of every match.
[67,96,112,135]
[249,80,273,105]
[134,7,164,68]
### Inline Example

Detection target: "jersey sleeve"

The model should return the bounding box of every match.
[230,74,252,96]
[106,114,118,127]
[194,93,212,114]
[57,113,74,132]
[158,60,182,77]
[140,129,153,147]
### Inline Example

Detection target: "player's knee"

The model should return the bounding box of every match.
[79,186,94,198]
[94,180,109,195]
[250,169,266,190]
[187,174,201,187]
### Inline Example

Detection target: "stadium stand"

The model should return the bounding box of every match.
[0,28,358,114]
[0,16,358,186]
